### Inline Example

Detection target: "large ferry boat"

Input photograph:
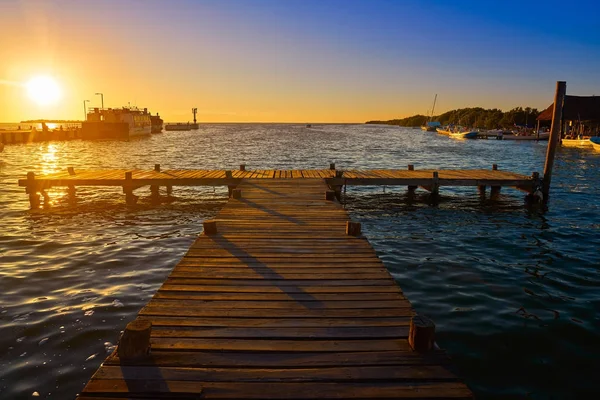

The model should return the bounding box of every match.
[81,107,152,139]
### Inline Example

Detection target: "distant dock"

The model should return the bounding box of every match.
[76,177,474,399]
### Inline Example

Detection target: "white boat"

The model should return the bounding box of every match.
[81,107,151,139]
[561,137,592,146]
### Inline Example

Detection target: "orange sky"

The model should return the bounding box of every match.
[1,1,598,123]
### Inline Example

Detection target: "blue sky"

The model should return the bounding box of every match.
[1,0,599,121]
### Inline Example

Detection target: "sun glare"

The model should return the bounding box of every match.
[26,76,61,106]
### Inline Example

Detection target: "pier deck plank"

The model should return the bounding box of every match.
[78,178,472,399]
[19,168,535,194]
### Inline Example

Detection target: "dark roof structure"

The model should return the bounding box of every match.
[537,95,600,121]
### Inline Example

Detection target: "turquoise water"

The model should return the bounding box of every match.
[0,124,599,399]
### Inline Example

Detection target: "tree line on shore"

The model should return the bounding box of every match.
[366,106,543,130]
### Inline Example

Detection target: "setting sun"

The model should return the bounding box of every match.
[26,76,61,106]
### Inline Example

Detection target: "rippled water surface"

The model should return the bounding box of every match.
[1,124,599,399]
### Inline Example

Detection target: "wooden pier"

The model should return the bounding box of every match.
[77,178,473,399]
[19,164,540,208]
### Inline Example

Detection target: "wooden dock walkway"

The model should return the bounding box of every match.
[77,178,473,399]
[19,165,540,208]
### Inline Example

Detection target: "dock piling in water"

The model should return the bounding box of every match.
[117,320,152,359]
[542,81,567,203]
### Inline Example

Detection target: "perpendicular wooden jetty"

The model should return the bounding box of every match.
[19,163,541,208]
[77,177,473,399]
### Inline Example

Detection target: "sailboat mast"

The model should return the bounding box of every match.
[430,94,438,120]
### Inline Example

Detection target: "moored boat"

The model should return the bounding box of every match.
[449,130,478,139]
[561,137,592,146]
[590,137,600,150]
[421,94,440,131]
[81,107,151,140]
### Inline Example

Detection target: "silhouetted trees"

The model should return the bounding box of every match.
[367,106,541,130]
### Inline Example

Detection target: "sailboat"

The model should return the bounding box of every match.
[421,94,441,132]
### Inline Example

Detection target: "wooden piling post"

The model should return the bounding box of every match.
[26,172,40,209]
[329,163,336,170]
[124,171,138,205]
[542,81,567,203]
[346,221,361,236]
[409,315,436,352]
[226,170,232,179]
[67,167,76,176]
[117,320,151,359]
[232,189,242,199]
[166,185,173,196]
[431,171,440,197]
[407,165,417,193]
[478,185,486,195]
[325,190,336,201]
[68,184,76,204]
[490,164,500,196]
[151,165,161,202]
[203,220,217,235]
[240,164,246,171]
[335,170,343,178]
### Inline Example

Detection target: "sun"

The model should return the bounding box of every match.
[26,76,61,106]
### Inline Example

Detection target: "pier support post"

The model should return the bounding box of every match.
[240,164,246,171]
[431,171,440,197]
[525,172,543,203]
[68,184,77,204]
[409,315,436,352]
[123,171,138,205]
[346,221,361,236]
[67,167,76,176]
[407,165,417,193]
[226,170,232,179]
[490,164,501,197]
[478,185,486,196]
[26,172,40,209]
[232,189,242,199]
[150,165,161,203]
[203,220,217,235]
[117,320,151,359]
[325,190,336,201]
[329,163,335,170]
[166,185,173,196]
[542,81,567,203]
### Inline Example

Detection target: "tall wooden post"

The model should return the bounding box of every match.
[490,164,501,197]
[407,165,417,193]
[151,164,160,202]
[124,171,137,205]
[26,172,40,209]
[542,81,567,203]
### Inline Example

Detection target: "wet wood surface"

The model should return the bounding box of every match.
[78,179,472,399]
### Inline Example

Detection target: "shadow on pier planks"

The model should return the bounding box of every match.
[77,178,472,399]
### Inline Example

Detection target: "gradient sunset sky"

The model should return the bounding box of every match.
[1,0,599,123]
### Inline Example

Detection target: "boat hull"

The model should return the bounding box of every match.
[590,137,600,150]
[561,138,592,147]
[449,131,478,139]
